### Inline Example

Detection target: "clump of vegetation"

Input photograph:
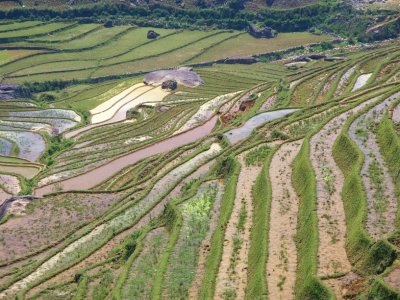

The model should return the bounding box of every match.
[244,145,271,166]
[163,185,217,299]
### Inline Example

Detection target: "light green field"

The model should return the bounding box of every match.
[0,21,42,32]
[0,49,45,65]
[0,23,333,83]
[28,23,100,42]
[189,32,333,63]
[0,22,73,39]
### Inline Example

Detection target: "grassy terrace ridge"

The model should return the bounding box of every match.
[333,89,399,274]
[0,15,400,300]
[292,137,333,299]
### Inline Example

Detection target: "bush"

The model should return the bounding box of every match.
[212,155,236,178]
[368,278,400,300]
[39,93,56,102]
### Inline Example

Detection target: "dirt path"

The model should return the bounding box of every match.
[267,140,302,300]
[348,92,400,239]
[309,96,378,296]
[392,102,400,124]
[214,151,261,300]
[334,65,357,97]
[260,94,276,111]
[316,72,339,103]
[385,264,400,290]
[0,174,20,195]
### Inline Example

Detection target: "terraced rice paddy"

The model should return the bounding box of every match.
[0,20,399,300]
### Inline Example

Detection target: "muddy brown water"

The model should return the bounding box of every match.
[35,116,218,196]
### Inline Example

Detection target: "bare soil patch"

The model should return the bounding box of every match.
[214,151,261,300]
[310,100,375,281]
[267,140,302,300]
[348,92,400,239]
[0,192,117,266]
[334,65,356,97]
[385,264,400,290]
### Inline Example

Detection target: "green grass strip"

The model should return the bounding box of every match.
[333,119,397,274]
[150,203,183,300]
[71,275,88,300]
[198,157,240,299]
[245,146,275,300]
[111,228,150,300]
[376,114,400,229]
[292,138,334,300]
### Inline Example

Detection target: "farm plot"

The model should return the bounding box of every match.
[35,117,218,195]
[0,25,399,300]
[267,140,302,300]
[0,137,13,156]
[0,22,73,40]
[49,105,196,180]
[90,31,239,79]
[28,23,100,43]
[103,30,218,65]
[45,25,131,50]
[8,108,81,121]
[121,228,169,299]
[334,65,357,97]
[0,21,42,32]
[188,32,332,64]
[0,144,221,298]
[224,109,297,144]
[0,174,20,195]
[348,92,400,239]
[309,95,378,296]
[0,130,45,161]
[162,182,223,299]
[0,119,52,132]
[0,49,46,65]
[1,117,78,133]
[174,92,238,134]
[291,71,334,106]
[215,149,262,299]
[90,85,168,125]
[0,107,81,136]
[0,191,121,265]
[0,21,333,83]
[352,73,372,91]
[8,28,178,77]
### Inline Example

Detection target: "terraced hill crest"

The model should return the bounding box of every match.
[0,17,399,300]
